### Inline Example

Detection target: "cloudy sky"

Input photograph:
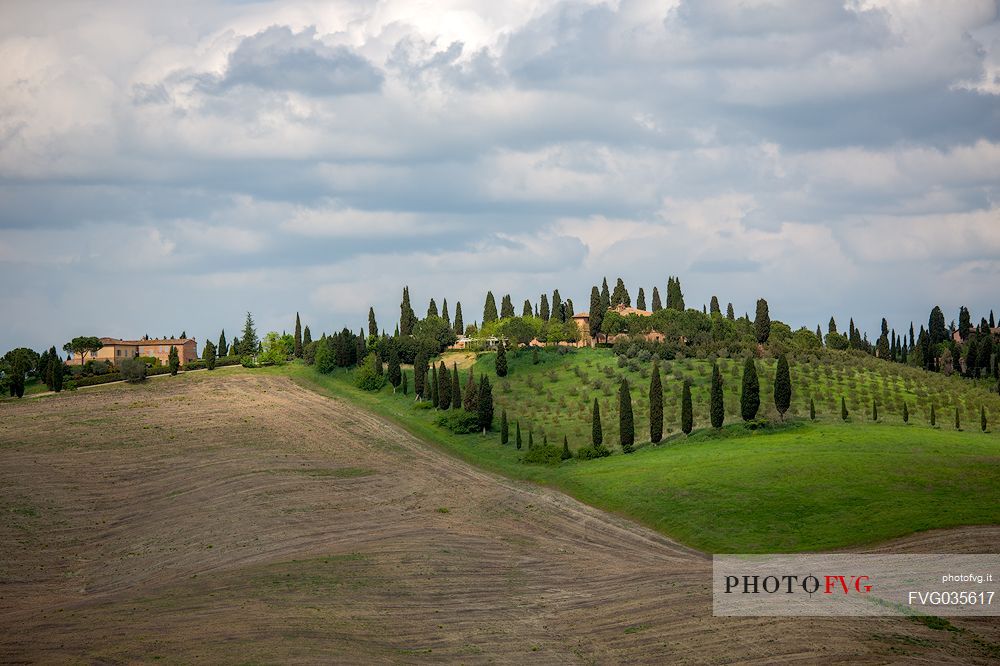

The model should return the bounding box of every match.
[1,0,998,351]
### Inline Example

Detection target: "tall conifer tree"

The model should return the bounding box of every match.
[453,302,464,335]
[294,313,303,358]
[774,353,791,420]
[651,287,662,312]
[483,292,498,324]
[754,299,771,344]
[710,362,724,428]
[681,380,693,434]
[619,378,634,452]
[741,357,760,421]
[592,397,603,448]
[649,361,663,443]
[636,288,647,311]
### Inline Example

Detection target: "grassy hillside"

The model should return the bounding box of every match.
[273,350,1000,553]
[482,346,1000,450]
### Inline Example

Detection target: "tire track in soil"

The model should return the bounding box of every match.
[0,371,996,663]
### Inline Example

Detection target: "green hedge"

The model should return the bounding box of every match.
[69,373,123,388]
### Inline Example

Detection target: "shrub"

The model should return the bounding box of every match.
[435,410,480,434]
[185,359,207,371]
[354,353,386,391]
[70,372,124,388]
[575,445,612,460]
[522,444,563,465]
[120,357,147,383]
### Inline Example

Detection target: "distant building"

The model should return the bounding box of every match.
[73,337,199,367]
[571,303,663,347]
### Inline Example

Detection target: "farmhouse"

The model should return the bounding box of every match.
[571,303,665,347]
[75,337,199,367]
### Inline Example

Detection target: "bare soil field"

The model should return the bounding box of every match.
[1,368,997,663]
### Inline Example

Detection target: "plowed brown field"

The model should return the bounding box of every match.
[1,369,997,663]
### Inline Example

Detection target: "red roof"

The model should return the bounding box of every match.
[100,337,195,345]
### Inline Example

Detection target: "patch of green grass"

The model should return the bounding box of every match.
[264,357,1000,553]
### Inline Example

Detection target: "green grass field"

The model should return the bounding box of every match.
[270,348,1000,554]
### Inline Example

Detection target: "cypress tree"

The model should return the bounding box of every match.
[841,397,849,421]
[483,291,498,324]
[592,398,603,448]
[903,402,909,423]
[516,421,522,449]
[400,286,416,336]
[528,430,534,449]
[441,299,450,327]
[619,379,634,452]
[588,286,604,341]
[430,364,439,406]
[611,278,630,307]
[52,349,64,392]
[294,313,303,358]
[168,346,180,375]
[600,278,610,311]
[754,299,771,344]
[551,290,563,322]
[427,298,438,318]
[367,307,377,338]
[477,376,494,432]
[388,346,401,390]
[681,380,693,435]
[981,406,987,432]
[710,362,724,428]
[501,409,509,444]
[990,310,995,329]
[218,329,228,357]
[959,306,971,340]
[562,435,572,460]
[636,288,647,311]
[401,370,408,395]
[205,341,217,370]
[500,294,515,319]
[303,326,311,347]
[451,363,461,409]
[651,286,663,312]
[463,368,478,412]
[523,299,533,318]
[453,302,464,335]
[565,299,574,318]
[414,350,428,398]
[649,361,663,443]
[539,294,550,321]
[495,340,508,377]
[816,325,823,344]
[930,404,936,426]
[929,306,946,344]
[727,303,735,320]
[774,353,791,420]
[437,361,450,409]
[872,399,878,421]
[741,358,760,421]
[809,398,815,421]
[710,296,721,316]
[955,406,961,430]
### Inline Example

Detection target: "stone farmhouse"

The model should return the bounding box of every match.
[571,303,666,347]
[73,337,199,367]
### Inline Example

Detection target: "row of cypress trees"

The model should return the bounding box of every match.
[582,355,795,453]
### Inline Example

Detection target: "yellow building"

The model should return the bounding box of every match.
[72,337,199,367]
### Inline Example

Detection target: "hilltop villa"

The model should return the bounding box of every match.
[572,303,665,347]
[72,337,199,367]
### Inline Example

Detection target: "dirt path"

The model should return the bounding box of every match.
[0,371,996,663]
